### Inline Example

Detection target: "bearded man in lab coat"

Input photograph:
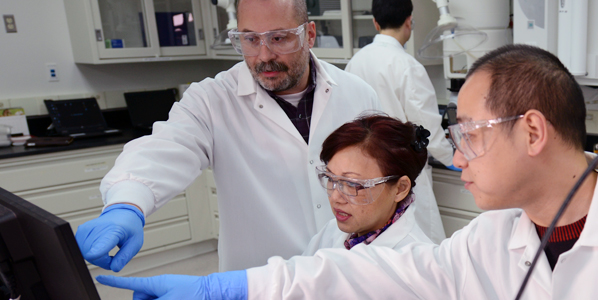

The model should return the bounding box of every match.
[75,0,380,273]
[345,0,454,243]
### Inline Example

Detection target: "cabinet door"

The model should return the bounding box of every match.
[92,0,160,59]
[308,0,352,60]
[152,0,208,56]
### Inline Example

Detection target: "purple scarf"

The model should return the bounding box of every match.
[344,194,414,250]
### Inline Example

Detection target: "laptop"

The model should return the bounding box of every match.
[124,88,178,130]
[44,98,121,139]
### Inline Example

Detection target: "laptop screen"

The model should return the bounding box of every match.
[44,98,108,135]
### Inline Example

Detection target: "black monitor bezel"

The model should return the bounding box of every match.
[0,188,100,299]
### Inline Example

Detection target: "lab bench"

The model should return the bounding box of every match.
[0,110,219,277]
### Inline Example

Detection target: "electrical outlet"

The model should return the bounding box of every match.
[46,63,59,82]
[3,15,17,33]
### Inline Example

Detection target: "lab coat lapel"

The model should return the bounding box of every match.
[308,51,334,144]
[370,205,416,248]
[576,153,598,247]
[237,61,307,144]
[508,211,553,294]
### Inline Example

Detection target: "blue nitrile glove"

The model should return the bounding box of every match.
[76,204,145,272]
[446,164,462,171]
[96,270,248,300]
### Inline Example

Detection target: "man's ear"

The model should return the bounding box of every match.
[404,15,413,31]
[306,21,316,48]
[522,109,549,157]
[372,18,381,32]
[394,176,411,203]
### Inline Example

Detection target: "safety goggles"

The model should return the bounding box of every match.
[315,165,398,205]
[448,115,523,161]
[228,23,308,56]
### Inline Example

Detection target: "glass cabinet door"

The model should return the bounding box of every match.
[206,3,241,58]
[93,0,159,59]
[307,0,352,60]
[351,0,376,54]
[153,0,207,56]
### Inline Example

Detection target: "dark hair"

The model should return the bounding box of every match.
[372,0,413,30]
[236,0,308,25]
[320,114,428,193]
[467,44,586,150]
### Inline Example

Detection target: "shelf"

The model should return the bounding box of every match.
[308,15,342,21]
[352,15,373,20]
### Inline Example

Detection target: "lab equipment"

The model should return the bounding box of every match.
[44,98,121,139]
[0,187,100,299]
[315,165,398,205]
[514,0,598,85]
[228,23,308,56]
[210,0,237,50]
[418,0,511,79]
[75,203,145,272]
[96,270,248,300]
[448,115,523,161]
[0,125,10,147]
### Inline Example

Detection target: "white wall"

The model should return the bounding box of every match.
[0,0,237,113]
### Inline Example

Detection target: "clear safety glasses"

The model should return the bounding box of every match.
[448,115,523,161]
[228,23,308,56]
[315,165,398,205]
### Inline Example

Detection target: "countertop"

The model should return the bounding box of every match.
[0,108,149,160]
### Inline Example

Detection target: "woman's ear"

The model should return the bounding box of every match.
[394,176,411,203]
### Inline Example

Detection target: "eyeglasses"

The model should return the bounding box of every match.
[448,115,523,161]
[228,23,308,56]
[315,165,398,205]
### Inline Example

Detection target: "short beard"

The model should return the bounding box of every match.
[250,48,310,93]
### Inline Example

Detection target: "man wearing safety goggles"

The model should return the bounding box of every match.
[76,0,381,280]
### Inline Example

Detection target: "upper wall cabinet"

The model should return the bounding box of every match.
[64,0,208,64]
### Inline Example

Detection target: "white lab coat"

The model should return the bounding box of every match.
[100,52,381,271]
[247,170,598,299]
[302,205,433,255]
[346,34,454,243]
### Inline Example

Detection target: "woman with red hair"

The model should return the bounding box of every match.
[303,114,435,254]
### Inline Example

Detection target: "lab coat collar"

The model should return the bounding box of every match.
[508,152,598,250]
[575,152,598,246]
[370,204,417,248]
[372,34,406,51]
[236,50,336,97]
[506,152,598,293]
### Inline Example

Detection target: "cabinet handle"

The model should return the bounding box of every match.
[95,29,103,41]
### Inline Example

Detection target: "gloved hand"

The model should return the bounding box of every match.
[96,270,248,300]
[446,164,462,172]
[76,204,145,272]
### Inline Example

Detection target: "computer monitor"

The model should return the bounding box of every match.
[124,88,178,130]
[0,187,100,300]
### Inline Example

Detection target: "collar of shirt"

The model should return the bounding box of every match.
[372,34,406,52]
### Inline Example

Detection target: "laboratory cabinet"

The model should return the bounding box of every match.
[63,0,209,64]
[0,144,217,272]
[432,168,483,237]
